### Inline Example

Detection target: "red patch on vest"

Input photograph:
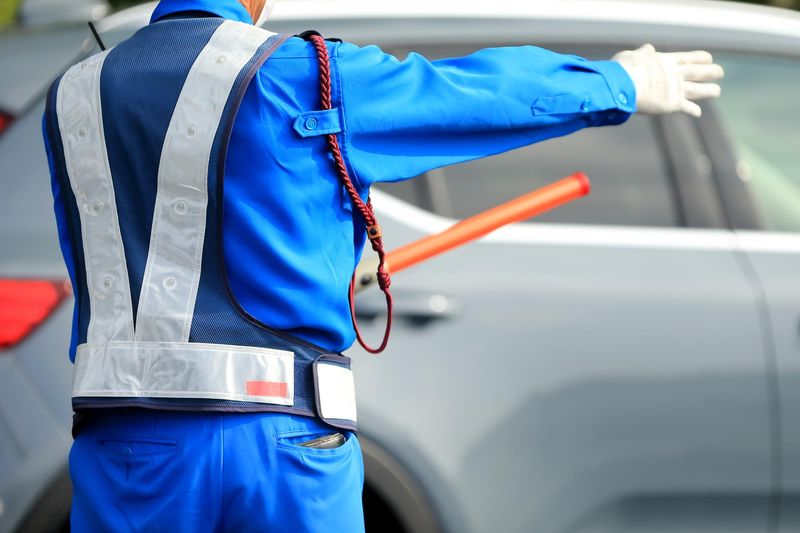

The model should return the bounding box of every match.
[246,381,288,398]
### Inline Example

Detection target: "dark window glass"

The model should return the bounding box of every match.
[438,116,678,226]
[378,44,680,227]
[373,176,419,206]
[715,53,800,233]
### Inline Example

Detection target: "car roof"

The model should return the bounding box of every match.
[99,0,800,41]
[93,0,800,60]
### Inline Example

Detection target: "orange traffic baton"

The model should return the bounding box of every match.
[354,172,591,292]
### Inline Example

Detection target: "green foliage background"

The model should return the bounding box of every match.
[0,0,22,26]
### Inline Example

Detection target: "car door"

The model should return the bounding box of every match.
[707,50,800,533]
[349,43,774,533]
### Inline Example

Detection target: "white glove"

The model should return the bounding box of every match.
[612,44,724,117]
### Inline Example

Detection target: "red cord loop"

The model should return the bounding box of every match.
[309,35,393,355]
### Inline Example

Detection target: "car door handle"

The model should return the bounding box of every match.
[354,289,461,326]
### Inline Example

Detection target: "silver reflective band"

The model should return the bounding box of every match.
[316,363,358,423]
[135,21,278,343]
[73,342,295,405]
[56,51,135,344]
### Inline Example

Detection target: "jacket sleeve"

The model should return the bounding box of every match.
[335,42,637,187]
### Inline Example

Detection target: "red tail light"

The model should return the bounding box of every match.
[0,279,71,350]
[0,111,13,135]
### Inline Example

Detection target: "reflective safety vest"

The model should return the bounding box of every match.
[43,17,356,431]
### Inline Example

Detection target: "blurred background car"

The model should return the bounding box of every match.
[0,0,109,138]
[1,0,800,531]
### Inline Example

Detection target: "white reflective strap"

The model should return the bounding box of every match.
[316,363,358,423]
[73,342,294,405]
[56,51,135,344]
[135,21,277,343]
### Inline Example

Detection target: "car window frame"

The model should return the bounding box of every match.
[661,112,730,229]
[696,101,761,231]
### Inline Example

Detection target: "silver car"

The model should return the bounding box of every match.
[0,0,110,130]
[2,1,800,531]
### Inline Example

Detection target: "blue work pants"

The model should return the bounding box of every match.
[69,409,365,532]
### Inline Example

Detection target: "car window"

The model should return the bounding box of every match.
[436,116,678,226]
[375,44,681,227]
[715,53,800,233]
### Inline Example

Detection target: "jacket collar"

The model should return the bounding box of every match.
[150,0,253,25]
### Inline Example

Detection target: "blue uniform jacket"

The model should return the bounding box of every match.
[44,0,636,357]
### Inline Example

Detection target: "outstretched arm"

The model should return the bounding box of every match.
[334,42,723,188]
[336,43,637,187]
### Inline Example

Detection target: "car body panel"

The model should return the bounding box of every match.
[734,234,800,532]
[0,304,72,533]
[353,194,772,532]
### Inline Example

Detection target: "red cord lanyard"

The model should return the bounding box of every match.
[308,35,393,354]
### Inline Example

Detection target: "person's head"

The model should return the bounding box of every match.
[239,0,273,25]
